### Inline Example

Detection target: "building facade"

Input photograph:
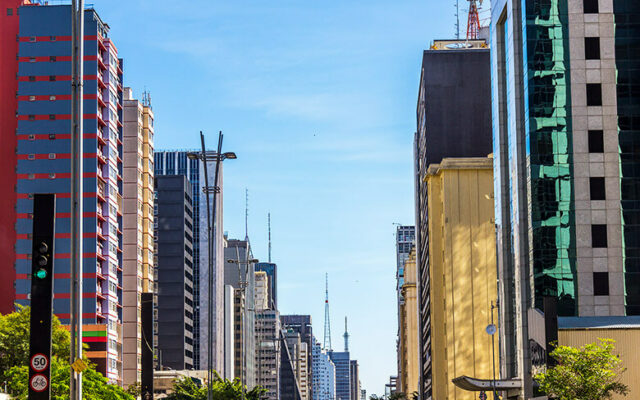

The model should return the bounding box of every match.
[395,225,414,393]
[256,309,281,400]
[349,361,359,400]
[224,238,257,388]
[414,39,493,399]
[255,271,269,310]
[281,329,304,400]
[122,87,154,386]
[256,262,277,310]
[490,0,640,397]
[154,175,194,370]
[426,157,499,400]
[10,4,125,382]
[312,338,336,400]
[282,315,313,400]
[155,150,225,371]
[398,248,419,396]
[328,351,350,400]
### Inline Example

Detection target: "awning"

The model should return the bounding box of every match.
[452,376,522,391]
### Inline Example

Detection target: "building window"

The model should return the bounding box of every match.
[592,224,608,248]
[584,0,599,13]
[587,83,602,106]
[48,153,56,160]
[593,272,609,296]
[7,8,12,15]
[585,37,600,60]
[590,177,606,200]
[588,130,604,152]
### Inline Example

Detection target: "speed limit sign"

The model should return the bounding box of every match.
[30,374,48,392]
[30,353,49,371]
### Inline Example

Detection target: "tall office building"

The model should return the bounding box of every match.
[155,150,225,371]
[122,87,155,386]
[154,175,194,370]
[256,262,277,309]
[349,361,360,400]
[224,238,257,388]
[490,0,640,398]
[414,39,493,399]
[398,248,419,396]
[256,309,281,400]
[426,157,499,399]
[281,315,313,400]
[255,271,269,310]
[312,337,336,400]
[281,329,304,400]
[5,3,125,383]
[394,225,414,391]
[327,351,350,400]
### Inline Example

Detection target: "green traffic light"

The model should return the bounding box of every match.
[34,268,48,279]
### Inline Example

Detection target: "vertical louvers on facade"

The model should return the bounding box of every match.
[14,5,124,383]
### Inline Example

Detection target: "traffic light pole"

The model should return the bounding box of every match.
[70,1,84,400]
[28,194,56,400]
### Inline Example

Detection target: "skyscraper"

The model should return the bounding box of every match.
[394,225,414,391]
[490,0,640,397]
[327,351,350,400]
[122,87,155,386]
[349,361,360,400]
[154,175,194,370]
[397,248,418,396]
[224,238,257,388]
[8,3,125,383]
[256,262,277,310]
[414,38,493,399]
[282,315,313,400]
[312,337,336,400]
[281,329,304,400]
[155,150,225,371]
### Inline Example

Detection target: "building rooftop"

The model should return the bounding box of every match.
[559,316,640,329]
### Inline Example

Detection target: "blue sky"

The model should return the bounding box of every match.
[92,0,463,394]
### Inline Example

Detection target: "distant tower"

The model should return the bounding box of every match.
[245,188,249,240]
[268,213,272,263]
[466,0,481,40]
[343,317,349,352]
[323,273,332,351]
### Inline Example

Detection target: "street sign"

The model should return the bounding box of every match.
[71,358,88,373]
[30,354,49,372]
[30,374,48,393]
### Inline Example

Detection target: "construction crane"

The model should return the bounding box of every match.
[466,0,482,40]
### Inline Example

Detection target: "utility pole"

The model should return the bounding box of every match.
[70,1,84,399]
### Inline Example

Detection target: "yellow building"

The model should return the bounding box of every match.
[559,318,640,400]
[426,157,498,400]
[398,248,419,396]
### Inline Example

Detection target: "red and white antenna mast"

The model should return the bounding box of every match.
[466,0,482,40]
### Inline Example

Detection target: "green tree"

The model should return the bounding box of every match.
[0,304,69,383]
[165,373,266,400]
[535,338,629,400]
[0,306,133,400]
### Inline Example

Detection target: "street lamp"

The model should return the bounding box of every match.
[190,131,236,400]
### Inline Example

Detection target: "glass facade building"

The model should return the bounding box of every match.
[491,0,640,397]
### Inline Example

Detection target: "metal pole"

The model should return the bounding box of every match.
[490,302,497,400]
[210,131,223,388]
[70,1,84,399]
[199,132,213,400]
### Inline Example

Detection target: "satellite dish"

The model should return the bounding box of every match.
[486,324,497,335]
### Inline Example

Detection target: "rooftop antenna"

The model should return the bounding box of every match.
[466,0,482,40]
[343,316,350,352]
[268,212,272,263]
[245,189,249,240]
[323,273,332,351]
[142,88,151,107]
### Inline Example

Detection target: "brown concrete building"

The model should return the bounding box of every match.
[398,248,419,396]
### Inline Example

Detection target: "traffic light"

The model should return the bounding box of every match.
[28,194,56,400]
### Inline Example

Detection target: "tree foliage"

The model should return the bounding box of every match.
[0,306,133,400]
[535,339,629,400]
[165,373,266,400]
